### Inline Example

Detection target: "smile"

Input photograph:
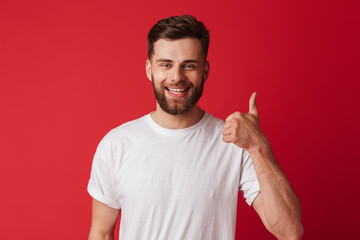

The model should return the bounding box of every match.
[165,87,189,94]
[165,87,190,98]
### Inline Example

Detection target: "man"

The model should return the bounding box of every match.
[88,15,303,240]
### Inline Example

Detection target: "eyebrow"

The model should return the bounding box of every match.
[156,58,200,64]
[183,60,200,64]
[156,59,173,63]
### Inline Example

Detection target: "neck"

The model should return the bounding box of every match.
[151,104,205,129]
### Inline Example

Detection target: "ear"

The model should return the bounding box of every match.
[146,59,152,81]
[203,60,210,81]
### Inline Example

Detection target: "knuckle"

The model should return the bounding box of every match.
[234,112,241,118]
[230,119,238,126]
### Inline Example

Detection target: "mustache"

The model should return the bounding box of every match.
[161,81,194,88]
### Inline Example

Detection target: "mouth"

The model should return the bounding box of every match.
[165,87,190,98]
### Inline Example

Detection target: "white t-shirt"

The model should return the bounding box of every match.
[88,112,260,240]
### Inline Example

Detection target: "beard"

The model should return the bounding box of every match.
[151,75,205,115]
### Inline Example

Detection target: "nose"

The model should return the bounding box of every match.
[170,65,185,83]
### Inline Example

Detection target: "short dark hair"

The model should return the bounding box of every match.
[147,15,210,60]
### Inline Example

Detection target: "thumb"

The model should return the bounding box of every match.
[248,92,259,118]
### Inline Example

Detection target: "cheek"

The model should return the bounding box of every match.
[189,73,204,86]
[152,70,168,82]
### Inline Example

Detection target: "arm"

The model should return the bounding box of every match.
[222,92,303,239]
[88,198,120,240]
[250,144,303,239]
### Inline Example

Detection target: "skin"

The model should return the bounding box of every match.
[146,38,209,129]
[89,37,303,240]
[222,92,304,239]
[88,198,119,240]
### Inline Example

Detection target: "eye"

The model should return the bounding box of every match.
[161,63,171,68]
[184,64,196,70]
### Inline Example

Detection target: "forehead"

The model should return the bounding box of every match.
[152,38,203,62]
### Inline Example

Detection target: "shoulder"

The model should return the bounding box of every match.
[194,112,227,145]
[202,112,225,133]
[110,114,149,135]
[97,113,150,149]
[205,112,224,125]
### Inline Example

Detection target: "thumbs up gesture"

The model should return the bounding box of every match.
[222,92,269,151]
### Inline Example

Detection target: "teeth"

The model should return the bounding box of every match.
[170,91,182,94]
[168,88,186,92]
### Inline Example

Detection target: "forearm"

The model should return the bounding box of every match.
[89,198,119,240]
[222,93,302,238]
[249,141,303,239]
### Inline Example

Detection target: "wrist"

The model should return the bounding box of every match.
[247,135,272,157]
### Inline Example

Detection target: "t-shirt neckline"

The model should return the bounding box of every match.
[146,112,210,135]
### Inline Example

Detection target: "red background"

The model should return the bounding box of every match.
[1,0,359,239]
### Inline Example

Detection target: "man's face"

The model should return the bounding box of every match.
[146,38,209,115]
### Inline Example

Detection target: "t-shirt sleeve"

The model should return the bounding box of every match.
[87,143,121,209]
[238,149,260,206]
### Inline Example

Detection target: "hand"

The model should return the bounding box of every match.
[222,92,268,151]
